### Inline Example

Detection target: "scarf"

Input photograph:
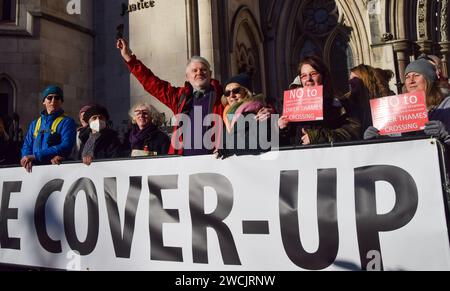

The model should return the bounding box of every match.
[129,123,158,149]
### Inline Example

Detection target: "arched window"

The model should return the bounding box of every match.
[0,0,16,23]
[291,0,352,93]
[231,7,265,94]
[0,77,15,117]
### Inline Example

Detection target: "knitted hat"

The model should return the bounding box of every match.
[225,73,253,92]
[79,105,93,116]
[42,85,64,102]
[405,56,437,84]
[83,105,110,123]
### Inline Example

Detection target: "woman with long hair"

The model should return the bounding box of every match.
[343,64,395,134]
[279,55,361,146]
[364,56,450,142]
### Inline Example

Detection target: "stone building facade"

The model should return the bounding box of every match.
[1,0,449,131]
[0,0,93,127]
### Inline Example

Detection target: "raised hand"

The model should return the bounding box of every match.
[116,38,133,62]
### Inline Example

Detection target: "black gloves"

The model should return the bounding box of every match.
[424,120,450,145]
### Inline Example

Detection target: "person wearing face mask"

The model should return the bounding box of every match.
[20,85,76,173]
[79,105,122,166]
[278,55,361,146]
[364,56,450,143]
[341,64,395,136]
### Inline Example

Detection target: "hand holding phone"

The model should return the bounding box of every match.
[116,24,124,40]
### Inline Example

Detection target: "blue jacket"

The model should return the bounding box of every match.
[21,110,76,164]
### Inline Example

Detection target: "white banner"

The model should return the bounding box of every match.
[0,139,449,271]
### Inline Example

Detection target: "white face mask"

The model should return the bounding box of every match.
[89,119,106,132]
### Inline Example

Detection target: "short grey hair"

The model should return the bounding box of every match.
[186,56,211,72]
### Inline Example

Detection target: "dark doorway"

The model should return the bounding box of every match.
[0,93,8,117]
[0,77,14,117]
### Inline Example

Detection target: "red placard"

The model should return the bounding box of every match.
[283,86,324,122]
[370,91,428,135]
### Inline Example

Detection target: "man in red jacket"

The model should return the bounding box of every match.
[117,38,225,156]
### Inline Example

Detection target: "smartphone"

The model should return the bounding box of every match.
[116,24,124,40]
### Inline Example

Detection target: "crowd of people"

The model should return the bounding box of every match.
[0,113,23,166]
[1,37,449,172]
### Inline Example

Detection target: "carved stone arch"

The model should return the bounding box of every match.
[291,35,323,75]
[385,0,417,40]
[335,0,372,65]
[230,6,265,94]
[281,0,308,88]
[0,74,17,117]
[283,0,345,83]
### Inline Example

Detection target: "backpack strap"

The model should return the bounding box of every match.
[33,118,42,139]
[51,114,66,134]
[32,114,66,139]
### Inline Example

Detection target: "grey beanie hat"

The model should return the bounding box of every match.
[405,56,437,83]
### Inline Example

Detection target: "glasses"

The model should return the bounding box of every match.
[46,95,62,101]
[134,110,149,116]
[300,71,320,81]
[224,87,243,97]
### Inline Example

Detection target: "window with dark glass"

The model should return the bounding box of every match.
[0,0,16,23]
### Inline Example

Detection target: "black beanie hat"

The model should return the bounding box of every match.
[225,73,253,92]
[83,105,110,123]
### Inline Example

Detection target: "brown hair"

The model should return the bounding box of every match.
[423,78,444,109]
[0,117,7,140]
[351,64,393,99]
[297,55,335,99]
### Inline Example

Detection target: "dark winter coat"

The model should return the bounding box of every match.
[79,128,122,160]
[280,97,361,146]
[129,124,170,156]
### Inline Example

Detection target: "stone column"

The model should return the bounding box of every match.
[416,0,432,55]
[392,40,411,91]
[186,0,200,57]
[197,0,215,73]
[441,42,450,77]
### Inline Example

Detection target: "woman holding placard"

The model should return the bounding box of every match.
[279,55,361,146]
[364,56,450,144]
[342,64,395,135]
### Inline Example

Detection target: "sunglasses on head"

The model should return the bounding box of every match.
[46,95,62,101]
[224,87,243,97]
